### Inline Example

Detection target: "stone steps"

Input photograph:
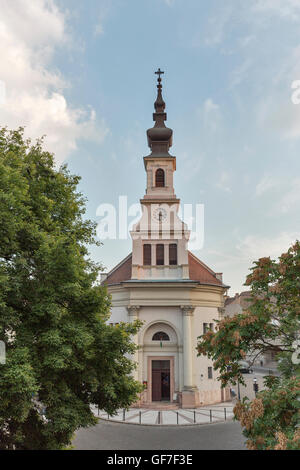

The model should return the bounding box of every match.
[140,402,179,410]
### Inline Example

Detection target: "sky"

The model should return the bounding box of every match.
[1,0,300,294]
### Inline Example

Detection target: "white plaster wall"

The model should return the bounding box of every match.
[192,306,221,394]
[138,306,182,343]
[107,306,128,324]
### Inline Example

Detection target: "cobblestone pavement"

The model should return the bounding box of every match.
[91,402,234,426]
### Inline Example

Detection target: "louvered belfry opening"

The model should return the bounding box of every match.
[169,244,177,265]
[156,244,164,265]
[155,168,165,187]
[143,244,152,266]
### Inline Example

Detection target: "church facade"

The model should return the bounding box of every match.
[102,71,230,408]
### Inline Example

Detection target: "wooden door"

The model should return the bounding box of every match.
[161,371,170,400]
[152,370,161,401]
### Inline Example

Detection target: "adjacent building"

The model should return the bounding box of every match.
[225,292,279,368]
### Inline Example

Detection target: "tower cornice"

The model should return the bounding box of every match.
[143,155,176,171]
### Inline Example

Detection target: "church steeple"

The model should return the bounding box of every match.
[147,68,173,156]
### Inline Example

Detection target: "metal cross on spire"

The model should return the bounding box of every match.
[155,68,164,84]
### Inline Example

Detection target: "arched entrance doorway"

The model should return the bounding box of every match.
[142,322,179,404]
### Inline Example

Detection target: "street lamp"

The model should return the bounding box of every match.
[237,379,241,400]
[253,377,259,397]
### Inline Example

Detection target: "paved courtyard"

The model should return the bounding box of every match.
[92,402,234,426]
[74,371,276,449]
[74,419,246,450]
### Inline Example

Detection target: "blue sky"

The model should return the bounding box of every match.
[1,0,300,293]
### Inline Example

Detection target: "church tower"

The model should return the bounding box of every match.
[131,69,190,281]
[102,70,229,409]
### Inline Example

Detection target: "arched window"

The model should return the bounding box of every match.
[155,168,165,187]
[152,331,170,341]
[169,244,177,265]
[143,244,151,266]
[156,244,164,265]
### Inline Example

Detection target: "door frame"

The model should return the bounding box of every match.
[148,356,175,403]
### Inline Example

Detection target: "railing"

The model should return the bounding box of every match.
[98,406,232,426]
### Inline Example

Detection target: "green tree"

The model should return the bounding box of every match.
[0,128,143,450]
[197,242,300,450]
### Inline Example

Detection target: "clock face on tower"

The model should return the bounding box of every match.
[152,207,168,222]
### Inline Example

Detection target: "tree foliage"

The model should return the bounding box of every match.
[197,241,300,450]
[234,376,300,450]
[0,128,143,449]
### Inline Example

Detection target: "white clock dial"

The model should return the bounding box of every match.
[152,207,167,222]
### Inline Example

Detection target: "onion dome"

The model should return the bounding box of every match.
[147,68,173,155]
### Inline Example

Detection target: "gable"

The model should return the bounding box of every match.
[102,250,224,287]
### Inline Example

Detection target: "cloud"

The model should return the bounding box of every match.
[164,0,175,6]
[277,178,300,213]
[95,20,104,36]
[216,171,232,193]
[200,98,222,133]
[206,231,300,293]
[255,175,278,197]
[94,1,111,36]
[255,176,300,213]
[0,81,6,105]
[252,40,300,142]
[237,231,300,261]
[203,98,219,114]
[202,1,300,54]
[258,92,300,142]
[0,0,108,165]
[181,151,203,182]
[252,0,300,21]
[203,5,234,47]
[230,59,253,88]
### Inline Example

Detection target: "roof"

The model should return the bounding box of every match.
[187,252,224,286]
[102,251,226,288]
[102,253,132,285]
[225,291,252,308]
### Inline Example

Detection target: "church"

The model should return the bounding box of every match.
[102,70,230,409]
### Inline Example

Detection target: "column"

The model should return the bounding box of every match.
[164,244,169,266]
[181,306,195,389]
[181,305,198,408]
[127,306,140,381]
[151,244,156,266]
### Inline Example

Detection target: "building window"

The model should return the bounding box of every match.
[152,331,170,341]
[203,323,214,334]
[155,168,165,187]
[156,244,164,265]
[143,244,151,265]
[152,360,170,369]
[208,367,213,379]
[169,244,177,265]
